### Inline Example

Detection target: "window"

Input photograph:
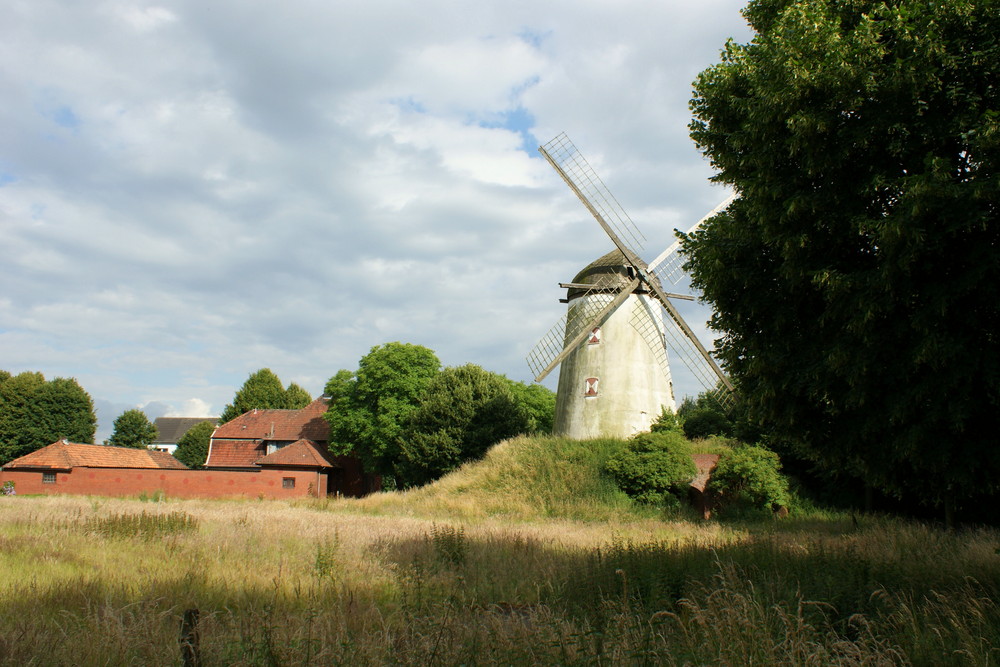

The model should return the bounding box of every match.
[585,377,599,397]
[282,477,295,489]
[42,472,56,484]
[588,327,601,345]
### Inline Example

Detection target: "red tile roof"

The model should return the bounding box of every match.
[204,439,264,468]
[3,441,188,470]
[257,439,341,468]
[211,398,329,441]
[690,454,720,492]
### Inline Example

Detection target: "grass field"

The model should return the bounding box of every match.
[1,436,998,665]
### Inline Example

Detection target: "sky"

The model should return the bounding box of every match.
[1,0,754,442]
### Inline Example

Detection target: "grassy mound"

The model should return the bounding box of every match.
[341,435,666,522]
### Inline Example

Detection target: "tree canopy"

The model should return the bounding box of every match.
[173,421,216,468]
[218,368,313,423]
[105,409,157,449]
[0,371,97,464]
[684,0,1000,507]
[504,380,556,435]
[396,364,530,487]
[324,343,441,480]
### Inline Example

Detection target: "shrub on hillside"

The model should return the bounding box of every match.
[605,431,697,506]
[682,408,733,440]
[708,445,790,513]
[650,407,684,435]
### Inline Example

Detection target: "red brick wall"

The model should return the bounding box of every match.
[0,467,328,500]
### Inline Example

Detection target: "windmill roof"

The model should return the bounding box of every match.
[211,398,329,441]
[153,417,218,444]
[3,441,188,471]
[568,249,634,299]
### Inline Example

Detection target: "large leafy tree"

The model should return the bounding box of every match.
[218,368,312,423]
[105,409,158,449]
[324,343,441,480]
[173,421,216,468]
[0,371,97,464]
[285,382,313,410]
[684,0,1000,508]
[396,364,530,487]
[504,379,556,435]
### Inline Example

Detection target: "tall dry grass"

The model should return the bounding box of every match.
[1,493,998,665]
[0,435,998,664]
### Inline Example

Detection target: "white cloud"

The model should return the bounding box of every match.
[0,0,752,437]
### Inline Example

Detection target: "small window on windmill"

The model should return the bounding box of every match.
[584,377,599,397]
[588,327,601,345]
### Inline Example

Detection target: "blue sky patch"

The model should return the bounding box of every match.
[518,28,549,49]
[52,105,79,129]
[391,96,426,114]
[478,106,538,153]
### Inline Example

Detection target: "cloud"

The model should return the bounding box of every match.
[0,0,752,437]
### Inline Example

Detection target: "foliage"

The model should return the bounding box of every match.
[605,431,697,506]
[685,0,1000,506]
[324,343,441,479]
[683,408,733,440]
[1,481,14,496]
[396,364,529,487]
[504,380,556,434]
[708,445,791,512]
[173,421,216,469]
[0,371,97,464]
[218,369,312,423]
[105,409,157,449]
[650,407,684,435]
[284,382,312,410]
[677,393,734,439]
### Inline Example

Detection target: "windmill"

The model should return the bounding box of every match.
[526,133,734,439]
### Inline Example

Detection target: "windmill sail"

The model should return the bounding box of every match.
[529,133,735,409]
[539,133,647,265]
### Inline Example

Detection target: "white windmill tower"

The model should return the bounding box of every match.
[527,133,734,439]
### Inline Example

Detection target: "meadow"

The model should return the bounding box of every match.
[1,436,998,665]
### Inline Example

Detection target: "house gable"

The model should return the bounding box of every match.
[257,439,341,469]
[205,399,331,469]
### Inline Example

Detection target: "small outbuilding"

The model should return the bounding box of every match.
[0,440,187,495]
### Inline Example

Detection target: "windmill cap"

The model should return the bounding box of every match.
[567,249,637,300]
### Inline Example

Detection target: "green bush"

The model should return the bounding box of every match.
[650,407,684,435]
[708,445,790,512]
[605,431,697,506]
[682,407,733,439]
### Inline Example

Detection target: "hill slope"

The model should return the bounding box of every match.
[342,435,660,522]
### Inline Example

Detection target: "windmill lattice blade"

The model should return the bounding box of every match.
[631,301,734,411]
[649,248,688,287]
[526,278,625,381]
[526,315,568,381]
[628,297,673,387]
[540,133,646,257]
[648,194,736,286]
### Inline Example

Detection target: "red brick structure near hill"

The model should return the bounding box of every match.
[0,399,375,500]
